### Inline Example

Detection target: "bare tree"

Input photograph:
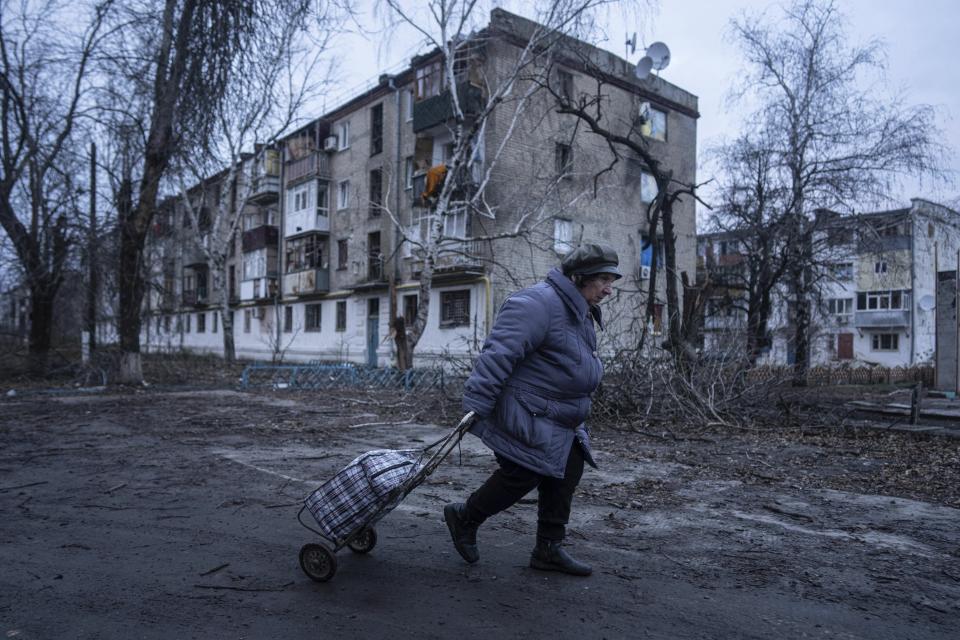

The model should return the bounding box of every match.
[0,0,111,373]
[100,0,342,383]
[728,0,946,381]
[533,52,709,368]
[379,0,645,369]
[706,131,792,364]
[171,2,340,364]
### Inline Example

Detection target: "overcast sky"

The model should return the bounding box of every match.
[330,1,959,213]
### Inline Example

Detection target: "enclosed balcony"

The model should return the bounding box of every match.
[412,81,484,133]
[249,174,280,204]
[242,224,279,253]
[854,309,910,329]
[283,268,330,297]
[239,276,277,301]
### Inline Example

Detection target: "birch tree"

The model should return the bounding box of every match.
[379,0,645,369]
[172,1,341,364]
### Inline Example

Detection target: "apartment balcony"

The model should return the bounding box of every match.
[283,268,330,297]
[411,163,480,209]
[854,309,910,329]
[718,254,744,267]
[182,289,209,307]
[285,209,330,237]
[703,315,747,331]
[157,293,177,312]
[413,81,484,133]
[285,152,331,184]
[249,174,280,204]
[857,235,911,253]
[239,276,277,301]
[410,239,485,281]
[241,224,279,253]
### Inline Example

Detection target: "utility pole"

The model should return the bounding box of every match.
[86,142,98,352]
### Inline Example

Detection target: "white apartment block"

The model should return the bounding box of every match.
[698,198,960,367]
[141,9,699,366]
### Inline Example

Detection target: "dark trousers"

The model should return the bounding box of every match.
[464,442,584,541]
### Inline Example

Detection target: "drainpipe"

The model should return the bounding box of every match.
[389,74,403,365]
[910,211,916,365]
[480,274,492,336]
[275,145,284,359]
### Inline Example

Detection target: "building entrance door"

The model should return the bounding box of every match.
[837,333,854,360]
[367,298,380,367]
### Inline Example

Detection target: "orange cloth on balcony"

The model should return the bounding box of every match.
[422,163,447,199]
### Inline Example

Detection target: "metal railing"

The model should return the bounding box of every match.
[240,363,446,392]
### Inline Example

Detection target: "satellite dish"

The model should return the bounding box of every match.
[646,41,671,71]
[625,32,637,56]
[919,294,935,311]
[634,56,653,80]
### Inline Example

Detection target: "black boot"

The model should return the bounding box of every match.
[529,537,592,576]
[443,503,480,564]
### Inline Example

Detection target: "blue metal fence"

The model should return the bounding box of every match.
[240,363,445,392]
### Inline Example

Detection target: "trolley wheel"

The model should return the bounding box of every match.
[299,543,337,582]
[347,527,377,554]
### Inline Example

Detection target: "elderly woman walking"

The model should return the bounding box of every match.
[444,244,621,576]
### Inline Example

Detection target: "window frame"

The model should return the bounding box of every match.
[305,303,322,332]
[335,300,347,332]
[337,120,350,150]
[337,179,350,210]
[555,142,573,177]
[641,106,667,141]
[871,333,900,351]
[439,289,471,328]
[370,103,383,156]
[640,171,658,203]
[369,168,383,217]
[554,218,573,254]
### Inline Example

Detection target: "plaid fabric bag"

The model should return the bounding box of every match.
[304,449,423,544]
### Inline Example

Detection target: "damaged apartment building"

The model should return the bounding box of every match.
[140,9,699,365]
[698,198,960,368]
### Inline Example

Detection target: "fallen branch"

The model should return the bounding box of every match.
[348,416,416,430]
[762,503,813,521]
[193,582,293,592]
[0,481,49,492]
[199,563,230,577]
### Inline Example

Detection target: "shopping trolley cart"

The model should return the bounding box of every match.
[296,411,476,582]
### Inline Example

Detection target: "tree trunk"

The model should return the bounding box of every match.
[222,308,235,364]
[27,283,55,375]
[86,142,98,353]
[213,265,235,364]
[116,170,151,384]
[661,197,691,371]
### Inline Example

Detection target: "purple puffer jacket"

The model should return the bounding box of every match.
[463,267,603,478]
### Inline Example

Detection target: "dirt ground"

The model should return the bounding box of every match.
[1,385,958,639]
